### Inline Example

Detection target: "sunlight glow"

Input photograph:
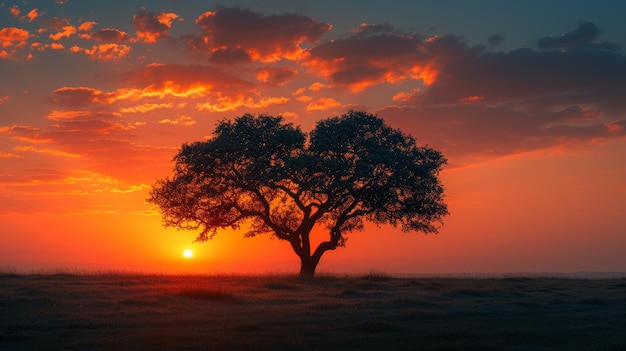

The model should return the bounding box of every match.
[183,249,193,258]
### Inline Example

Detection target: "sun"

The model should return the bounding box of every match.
[183,249,193,258]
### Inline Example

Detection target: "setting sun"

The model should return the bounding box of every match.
[183,249,193,258]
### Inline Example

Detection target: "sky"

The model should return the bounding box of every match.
[1,0,625,275]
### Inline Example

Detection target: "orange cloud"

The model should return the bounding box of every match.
[9,5,20,18]
[25,9,39,22]
[119,102,174,114]
[281,111,299,120]
[31,42,65,51]
[50,63,292,117]
[295,95,312,103]
[49,25,76,40]
[0,151,22,159]
[121,63,255,100]
[78,21,98,32]
[0,125,40,134]
[304,24,443,91]
[292,87,306,95]
[13,145,80,158]
[256,66,298,86]
[9,5,39,22]
[196,96,289,112]
[133,11,179,43]
[460,95,484,103]
[0,95,9,104]
[158,115,196,126]
[70,43,131,61]
[392,88,421,103]
[308,82,328,91]
[3,112,176,185]
[51,64,269,114]
[46,110,88,120]
[189,7,331,63]
[0,27,30,48]
[306,97,342,111]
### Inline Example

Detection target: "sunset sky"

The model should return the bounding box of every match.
[1,1,625,274]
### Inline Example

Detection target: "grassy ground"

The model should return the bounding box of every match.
[1,273,625,350]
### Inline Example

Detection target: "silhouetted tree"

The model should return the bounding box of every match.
[149,111,448,278]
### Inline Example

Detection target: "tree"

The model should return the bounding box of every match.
[149,111,448,278]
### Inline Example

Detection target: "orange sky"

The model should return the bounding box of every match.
[1,2,625,274]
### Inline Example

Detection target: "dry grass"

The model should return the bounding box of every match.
[1,273,625,350]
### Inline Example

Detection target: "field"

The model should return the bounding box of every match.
[1,273,625,350]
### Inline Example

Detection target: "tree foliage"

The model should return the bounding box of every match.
[149,111,448,277]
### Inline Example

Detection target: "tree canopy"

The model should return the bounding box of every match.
[149,111,448,277]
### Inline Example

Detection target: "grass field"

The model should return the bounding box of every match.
[1,273,625,350]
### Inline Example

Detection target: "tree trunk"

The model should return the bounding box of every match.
[298,256,319,279]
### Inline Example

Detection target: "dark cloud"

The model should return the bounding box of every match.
[354,22,626,159]
[90,28,132,42]
[44,17,71,30]
[380,104,625,161]
[188,7,331,63]
[421,47,626,106]
[488,34,504,46]
[537,21,619,51]
[51,87,105,107]
[132,11,178,43]
[305,24,435,90]
[208,47,252,64]
[256,66,298,86]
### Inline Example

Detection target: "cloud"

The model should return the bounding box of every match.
[30,42,65,52]
[256,66,298,86]
[9,5,20,18]
[133,11,179,43]
[380,104,626,161]
[3,109,174,183]
[537,22,619,52]
[304,23,440,91]
[0,27,30,48]
[119,102,174,114]
[0,151,23,159]
[418,45,626,108]
[25,9,39,22]
[12,145,80,158]
[306,97,343,111]
[120,63,255,102]
[353,22,626,160]
[50,63,287,113]
[158,115,196,126]
[51,87,109,107]
[46,109,112,120]
[488,34,504,46]
[10,6,40,22]
[70,43,131,60]
[49,21,77,40]
[196,96,289,112]
[87,28,132,43]
[78,21,98,32]
[187,7,331,63]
